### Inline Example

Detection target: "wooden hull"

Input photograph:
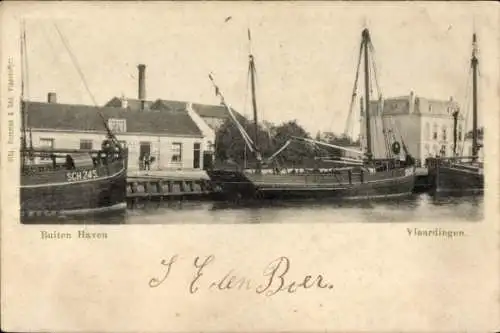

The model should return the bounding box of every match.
[207,166,416,201]
[20,155,127,222]
[427,159,484,195]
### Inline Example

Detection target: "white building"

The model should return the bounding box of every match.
[364,92,465,162]
[26,96,206,171]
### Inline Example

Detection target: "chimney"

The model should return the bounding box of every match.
[409,90,415,113]
[120,96,128,109]
[137,64,146,110]
[47,92,57,104]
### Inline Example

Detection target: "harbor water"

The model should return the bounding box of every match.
[53,193,483,224]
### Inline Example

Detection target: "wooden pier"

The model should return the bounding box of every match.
[126,174,217,204]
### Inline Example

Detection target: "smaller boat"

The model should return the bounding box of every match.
[426,33,484,195]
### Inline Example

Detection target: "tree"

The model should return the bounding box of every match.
[315,131,361,158]
[214,116,274,166]
[271,120,314,166]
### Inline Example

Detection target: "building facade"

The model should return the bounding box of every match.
[26,98,205,171]
[365,92,465,162]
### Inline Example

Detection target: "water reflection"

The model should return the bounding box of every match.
[123,193,483,224]
[23,193,483,224]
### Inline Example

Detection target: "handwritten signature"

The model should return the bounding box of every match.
[149,255,333,296]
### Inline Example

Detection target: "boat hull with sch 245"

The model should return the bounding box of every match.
[208,162,415,201]
[20,145,128,221]
[18,23,129,222]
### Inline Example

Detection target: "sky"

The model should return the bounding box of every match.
[5,2,498,134]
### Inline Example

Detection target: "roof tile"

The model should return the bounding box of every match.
[25,101,203,137]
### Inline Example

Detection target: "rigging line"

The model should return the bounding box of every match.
[381,119,390,159]
[368,42,382,98]
[52,22,116,141]
[327,41,361,136]
[460,67,472,153]
[460,74,472,156]
[251,58,273,145]
[21,21,34,151]
[242,60,251,119]
[343,42,364,137]
[209,73,255,151]
[22,21,30,103]
[20,21,27,152]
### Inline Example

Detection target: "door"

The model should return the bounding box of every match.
[203,152,213,170]
[140,142,151,157]
[139,142,151,170]
[193,143,201,169]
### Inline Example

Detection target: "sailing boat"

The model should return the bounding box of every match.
[206,28,416,201]
[20,23,128,221]
[426,33,484,194]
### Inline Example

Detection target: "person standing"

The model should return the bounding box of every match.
[144,153,150,171]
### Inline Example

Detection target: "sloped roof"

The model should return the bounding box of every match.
[105,97,154,110]
[105,96,242,121]
[191,103,233,118]
[25,101,203,137]
[151,99,190,112]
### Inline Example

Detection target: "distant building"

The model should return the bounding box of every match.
[364,92,465,162]
[25,95,205,171]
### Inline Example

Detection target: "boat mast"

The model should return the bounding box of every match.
[248,29,262,172]
[452,109,459,156]
[249,56,259,153]
[362,28,373,160]
[471,33,479,160]
[20,22,27,153]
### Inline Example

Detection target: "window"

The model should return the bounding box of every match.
[432,124,438,140]
[441,126,447,141]
[171,142,182,163]
[119,140,127,149]
[193,143,201,169]
[428,105,433,113]
[108,118,127,133]
[433,144,439,156]
[424,144,430,157]
[424,123,430,140]
[458,125,463,141]
[80,139,93,150]
[39,138,54,160]
[440,145,447,156]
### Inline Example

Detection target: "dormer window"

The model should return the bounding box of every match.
[108,118,127,133]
